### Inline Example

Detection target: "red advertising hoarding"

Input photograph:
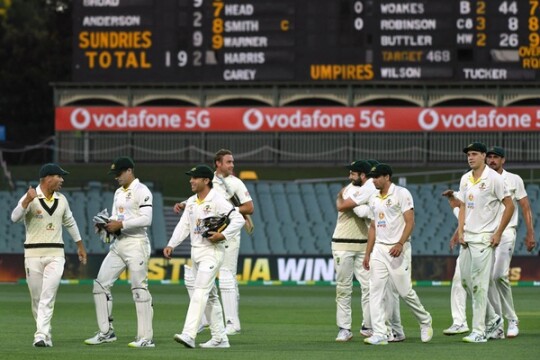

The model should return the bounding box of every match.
[55,107,540,132]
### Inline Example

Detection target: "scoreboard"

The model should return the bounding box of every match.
[72,0,540,83]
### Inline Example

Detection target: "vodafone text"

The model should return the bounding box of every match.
[418,109,539,131]
[70,108,210,130]
[242,109,385,131]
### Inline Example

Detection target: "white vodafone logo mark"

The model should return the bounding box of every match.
[418,109,439,131]
[242,109,264,131]
[70,108,91,130]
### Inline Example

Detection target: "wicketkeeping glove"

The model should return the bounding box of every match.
[92,208,120,243]
[201,209,234,238]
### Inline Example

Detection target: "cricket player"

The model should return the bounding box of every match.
[485,146,535,338]
[85,157,155,348]
[446,145,535,339]
[333,160,405,342]
[363,163,433,345]
[173,149,254,335]
[333,160,375,341]
[441,193,470,336]
[211,149,254,335]
[457,142,514,343]
[164,164,245,349]
[11,163,87,347]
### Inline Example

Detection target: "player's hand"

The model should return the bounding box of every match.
[490,233,501,248]
[458,231,468,248]
[22,185,38,208]
[525,233,536,252]
[389,243,403,257]
[163,246,173,259]
[207,231,225,243]
[441,189,454,198]
[78,248,88,265]
[173,201,187,214]
[105,220,122,234]
[363,255,370,270]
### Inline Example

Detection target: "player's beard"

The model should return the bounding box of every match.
[352,178,362,186]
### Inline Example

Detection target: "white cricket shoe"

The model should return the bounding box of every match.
[443,323,469,335]
[364,335,388,345]
[489,325,505,340]
[335,328,353,342]
[84,330,117,345]
[485,316,502,339]
[199,338,230,348]
[360,326,373,337]
[420,323,433,343]
[128,338,155,348]
[225,321,241,336]
[388,330,406,342]
[462,331,487,343]
[33,336,53,347]
[174,333,195,348]
[507,319,519,338]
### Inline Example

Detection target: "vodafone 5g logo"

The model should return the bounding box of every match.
[70,108,92,130]
[243,109,264,131]
[418,109,439,131]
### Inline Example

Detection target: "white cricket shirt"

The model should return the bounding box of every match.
[457,166,509,235]
[369,183,414,245]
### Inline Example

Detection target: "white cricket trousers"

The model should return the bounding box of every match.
[183,245,227,340]
[369,242,431,338]
[95,238,153,340]
[449,249,468,326]
[333,249,371,330]
[220,236,241,328]
[488,228,518,322]
[25,256,65,341]
[459,233,498,335]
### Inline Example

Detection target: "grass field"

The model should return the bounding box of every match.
[2,284,539,360]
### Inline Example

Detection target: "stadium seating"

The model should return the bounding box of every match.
[1,181,538,256]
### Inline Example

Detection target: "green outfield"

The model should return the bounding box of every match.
[2,284,539,360]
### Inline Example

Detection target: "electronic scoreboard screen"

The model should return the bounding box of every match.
[72,0,540,83]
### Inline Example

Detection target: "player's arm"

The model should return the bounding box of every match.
[236,199,254,216]
[389,208,414,257]
[11,186,37,222]
[491,196,515,247]
[518,196,536,252]
[457,201,466,246]
[363,219,376,270]
[173,200,187,214]
[336,186,357,212]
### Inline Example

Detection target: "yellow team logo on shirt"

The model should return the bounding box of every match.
[378,212,385,220]
[46,223,55,231]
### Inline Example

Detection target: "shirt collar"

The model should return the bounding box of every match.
[377,183,395,199]
[122,178,139,191]
[36,185,59,200]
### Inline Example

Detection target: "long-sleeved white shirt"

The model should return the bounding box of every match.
[11,185,81,257]
[112,178,153,239]
[167,188,245,249]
